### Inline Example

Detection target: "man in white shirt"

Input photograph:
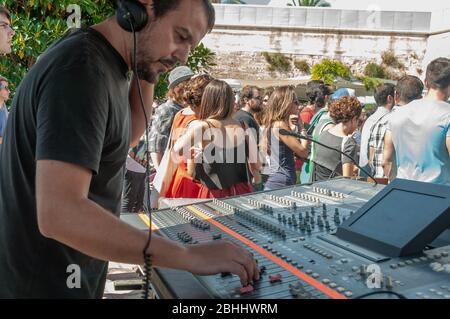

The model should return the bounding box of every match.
[383,58,450,185]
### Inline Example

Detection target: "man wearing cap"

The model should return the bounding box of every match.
[148,66,194,169]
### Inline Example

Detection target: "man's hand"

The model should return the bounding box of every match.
[183,240,260,286]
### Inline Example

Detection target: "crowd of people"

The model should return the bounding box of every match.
[0,0,448,299]
[123,57,449,212]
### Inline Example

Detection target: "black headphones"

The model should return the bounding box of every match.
[116,0,148,32]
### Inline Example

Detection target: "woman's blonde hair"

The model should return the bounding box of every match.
[263,86,298,128]
[199,80,234,120]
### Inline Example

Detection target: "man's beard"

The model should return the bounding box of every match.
[135,54,178,84]
[136,59,159,84]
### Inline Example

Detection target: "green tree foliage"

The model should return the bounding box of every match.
[294,59,310,74]
[287,0,331,7]
[364,63,386,79]
[311,59,351,85]
[0,0,216,104]
[357,76,384,93]
[262,52,292,73]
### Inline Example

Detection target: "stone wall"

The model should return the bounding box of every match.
[204,4,448,81]
[204,28,428,80]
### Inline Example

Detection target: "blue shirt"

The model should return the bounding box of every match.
[0,104,8,138]
[387,99,450,185]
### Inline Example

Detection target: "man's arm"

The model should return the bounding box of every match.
[342,163,354,178]
[36,160,259,285]
[150,152,162,170]
[368,145,374,168]
[0,137,2,144]
[382,131,395,180]
[129,77,154,148]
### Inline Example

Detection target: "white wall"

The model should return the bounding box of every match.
[213,5,432,32]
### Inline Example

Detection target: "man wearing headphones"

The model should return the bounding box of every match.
[0,0,259,298]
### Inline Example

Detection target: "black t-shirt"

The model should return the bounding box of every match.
[0,28,130,298]
[234,109,260,145]
[313,130,358,182]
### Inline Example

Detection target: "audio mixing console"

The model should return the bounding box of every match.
[122,179,450,299]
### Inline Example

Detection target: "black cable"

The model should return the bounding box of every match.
[127,17,153,300]
[354,290,407,299]
[278,129,378,186]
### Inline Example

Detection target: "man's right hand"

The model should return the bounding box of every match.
[183,240,260,286]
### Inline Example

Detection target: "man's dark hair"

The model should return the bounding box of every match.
[374,83,395,106]
[425,57,450,90]
[305,80,331,108]
[395,75,424,104]
[240,85,260,106]
[0,5,10,21]
[153,0,215,32]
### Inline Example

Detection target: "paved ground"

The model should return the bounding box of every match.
[103,262,155,299]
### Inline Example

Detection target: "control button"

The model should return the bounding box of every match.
[444,264,450,274]
[312,273,320,278]
[398,262,406,267]
[340,259,348,264]
[406,260,413,265]
[322,279,330,284]
[444,295,450,299]
[344,291,353,297]
[239,285,254,294]
[269,274,283,283]
[390,264,398,269]
[430,262,444,272]
[259,266,266,274]
[305,269,313,275]
[337,287,345,293]
[329,283,337,288]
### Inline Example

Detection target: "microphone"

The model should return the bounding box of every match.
[278,129,378,186]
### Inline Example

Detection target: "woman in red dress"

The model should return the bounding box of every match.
[165,74,213,198]
[173,80,261,198]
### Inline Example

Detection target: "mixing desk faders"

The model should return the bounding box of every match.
[122,179,450,299]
